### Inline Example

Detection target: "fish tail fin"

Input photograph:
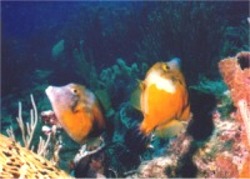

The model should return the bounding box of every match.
[154,119,186,138]
[180,104,191,121]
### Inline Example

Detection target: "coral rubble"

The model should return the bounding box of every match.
[0,134,71,178]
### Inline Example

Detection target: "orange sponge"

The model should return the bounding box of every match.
[219,51,250,119]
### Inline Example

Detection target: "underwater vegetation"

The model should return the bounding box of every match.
[1,1,250,178]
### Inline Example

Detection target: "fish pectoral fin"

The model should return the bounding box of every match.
[129,80,145,111]
[154,119,186,138]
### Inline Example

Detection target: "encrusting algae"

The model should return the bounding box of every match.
[0,134,71,178]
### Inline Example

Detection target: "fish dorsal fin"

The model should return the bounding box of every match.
[94,89,112,113]
[130,80,145,111]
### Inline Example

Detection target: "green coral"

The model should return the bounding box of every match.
[99,58,148,91]
[190,76,227,98]
[97,57,148,135]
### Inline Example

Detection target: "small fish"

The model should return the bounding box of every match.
[45,83,106,144]
[136,58,191,138]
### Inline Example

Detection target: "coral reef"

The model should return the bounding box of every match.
[2,52,250,178]
[218,52,250,177]
[194,112,248,178]
[1,2,250,178]
[0,134,71,178]
[1,58,149,178]
[130,105,250,178]
[129,52,250,178]
[98,58,148,112]
[189,76,233,119]
[6,95,44,152]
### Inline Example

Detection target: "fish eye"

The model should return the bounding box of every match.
[71,88,78,95]
[162,64,170,71]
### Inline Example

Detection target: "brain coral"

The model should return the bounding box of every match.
[0,134,71,178]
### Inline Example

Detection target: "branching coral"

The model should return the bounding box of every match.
[5,95,61,163]
[99,58,148,92]
[6,95,39,150]
[97,57,148,115]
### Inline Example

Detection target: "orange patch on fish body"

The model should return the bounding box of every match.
[139,59,190,136]
[46,83,105,144]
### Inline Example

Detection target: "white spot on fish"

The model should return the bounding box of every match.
[142,71,176,114]
[146,71,176,93]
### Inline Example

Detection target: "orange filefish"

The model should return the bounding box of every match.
[135,58,191,138]
[45,83,106,144]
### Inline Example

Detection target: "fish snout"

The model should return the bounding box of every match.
[45,86,62,103]
[45,86,54,96]
[167,57,181,70]
[45,85,63,96]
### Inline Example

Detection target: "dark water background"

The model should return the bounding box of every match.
[2,1,249,96]
[1,1,249,176]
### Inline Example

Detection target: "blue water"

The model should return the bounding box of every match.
[2,1,249,97]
